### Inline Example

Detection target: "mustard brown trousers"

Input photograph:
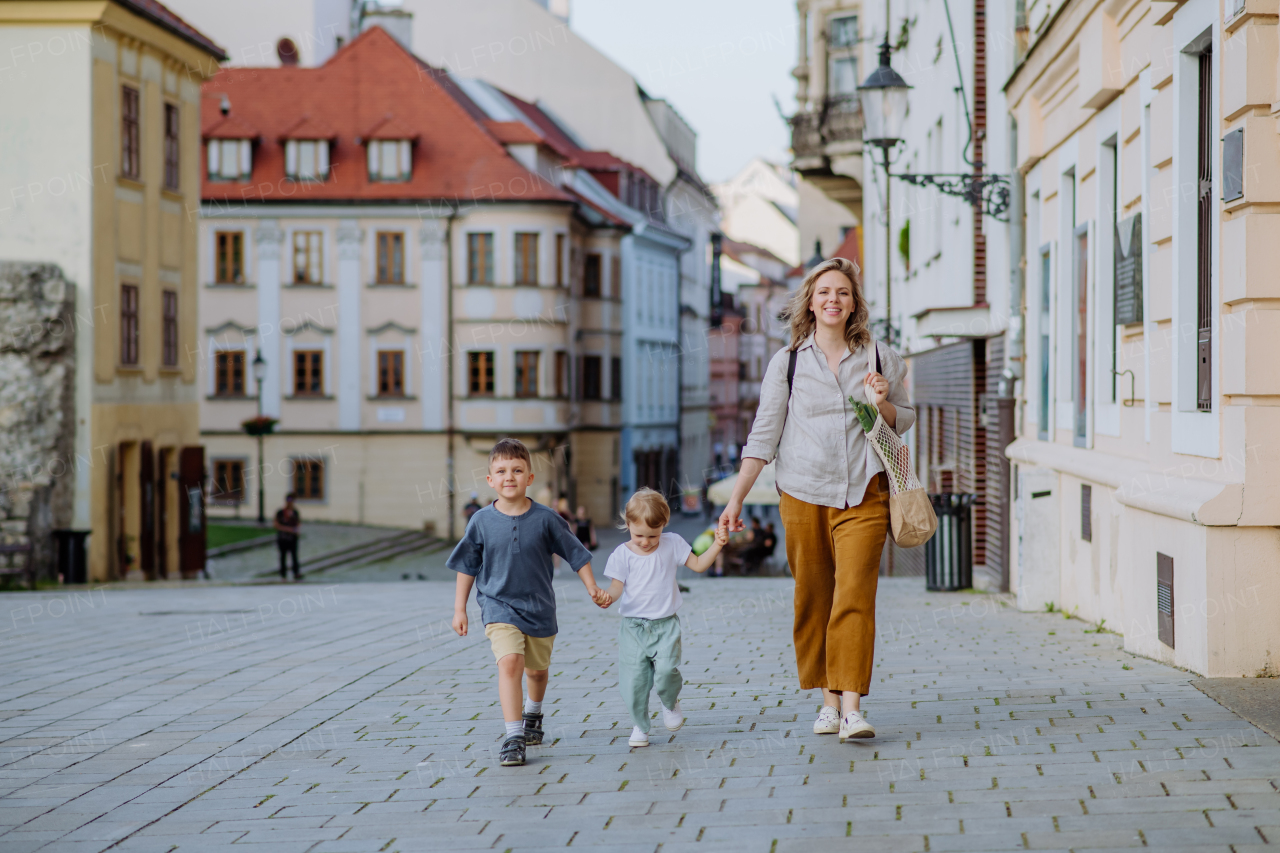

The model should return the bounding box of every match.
[780,473,890,696]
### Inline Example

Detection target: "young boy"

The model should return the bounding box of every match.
[598,488,728,747]
[449,439,609,767]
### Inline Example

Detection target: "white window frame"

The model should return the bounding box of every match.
[1094,99,1123,438]
[284,325,334,398]
[367,139,411,182]
[284,139,330,181]
[1169,0,1219,457]
[367,323,416,399]
[1055,135,1079,436]
[207,139,252,182]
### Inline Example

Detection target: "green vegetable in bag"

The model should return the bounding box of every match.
[849,398,879,433]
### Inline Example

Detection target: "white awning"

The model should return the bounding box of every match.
[707,461,779,506]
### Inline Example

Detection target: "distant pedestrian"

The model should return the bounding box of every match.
[574,505,598,550]
[274,493,302,581]
[462,492,483,524]
[597,489,728,748]
[448,439,609,768]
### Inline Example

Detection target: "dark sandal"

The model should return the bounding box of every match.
[499,734,526,766]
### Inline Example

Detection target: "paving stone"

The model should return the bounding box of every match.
[2,579,1278,852]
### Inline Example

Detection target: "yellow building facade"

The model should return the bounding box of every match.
[0,1,223,581]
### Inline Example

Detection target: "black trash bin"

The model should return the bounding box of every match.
[925,494,974,591]
[52,530,91,585]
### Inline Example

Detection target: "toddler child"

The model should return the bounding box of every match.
[449,439,609,767]
[599,488,728,747]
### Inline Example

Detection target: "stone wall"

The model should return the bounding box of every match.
[0,262,76,582]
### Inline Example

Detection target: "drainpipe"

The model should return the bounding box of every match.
[1002,119,1025,397]
[445,206,458,541]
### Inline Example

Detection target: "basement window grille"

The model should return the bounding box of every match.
[1157,552,1175,648]
[1080,484,1092,542]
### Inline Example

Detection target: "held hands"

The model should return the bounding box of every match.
[589,586,613,608]
[718,500,745,534]
[713,521,730,547]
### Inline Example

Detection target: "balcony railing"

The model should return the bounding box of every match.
[790,95,864,160]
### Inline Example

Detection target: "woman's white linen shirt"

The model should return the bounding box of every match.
[741,335,915,509]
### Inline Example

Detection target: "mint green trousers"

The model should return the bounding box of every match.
[618,614,683,733]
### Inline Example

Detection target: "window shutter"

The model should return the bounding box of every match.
[1222,127,1243,203]
[1156,553,1174,647]
[207,141,219,177]
[317,140,329,177]
[285,140,298,177]
[1080,484,1092,542]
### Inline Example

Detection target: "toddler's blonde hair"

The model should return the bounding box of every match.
[620,488,671,530]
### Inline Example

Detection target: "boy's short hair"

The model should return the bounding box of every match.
[621,488,670,530]
[489,438,532,470]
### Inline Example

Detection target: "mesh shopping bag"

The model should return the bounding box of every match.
[861,342,938,548]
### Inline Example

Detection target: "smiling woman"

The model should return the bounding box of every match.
[720,257,915,742]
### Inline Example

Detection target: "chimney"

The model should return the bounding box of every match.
[361,1,413,51]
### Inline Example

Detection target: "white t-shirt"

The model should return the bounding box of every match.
[603,532,694,620]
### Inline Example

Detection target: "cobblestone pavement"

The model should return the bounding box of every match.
[1,578,1277,852]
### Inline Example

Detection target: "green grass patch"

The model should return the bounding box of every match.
[207,524,271,549]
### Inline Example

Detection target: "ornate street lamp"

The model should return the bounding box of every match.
[859,28,910,345]
[252,351,268,525]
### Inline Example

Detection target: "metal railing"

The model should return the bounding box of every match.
[790,95,864,160]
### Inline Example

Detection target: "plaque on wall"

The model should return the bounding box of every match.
[1114,213,1143,326]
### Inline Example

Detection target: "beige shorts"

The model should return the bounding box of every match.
[484,622,556,672]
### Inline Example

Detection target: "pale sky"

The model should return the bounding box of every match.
[569,0,798,184]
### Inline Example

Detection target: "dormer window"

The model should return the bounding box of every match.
[285,140,330,181]
[367,139,411,182]
[207,139,251,182]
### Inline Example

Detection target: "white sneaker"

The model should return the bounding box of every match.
[839,710,875,741]
[628,726,649,747]
[661,701,684,732]
[813,705,840,734]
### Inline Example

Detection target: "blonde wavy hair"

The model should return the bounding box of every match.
[783,257,871,352]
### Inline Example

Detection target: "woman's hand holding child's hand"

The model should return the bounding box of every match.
[714,522,729,547]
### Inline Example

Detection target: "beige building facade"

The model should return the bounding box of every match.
[1005,0,1280,675]
[0,1,224,582]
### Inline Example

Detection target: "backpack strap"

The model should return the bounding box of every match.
[786,349,798,394]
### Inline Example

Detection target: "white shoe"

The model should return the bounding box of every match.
[839,710,875,741]
[813,705,840,734]
[661,701,684,732]
[628,726,649,747]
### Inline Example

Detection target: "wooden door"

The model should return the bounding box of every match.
[139,440,155,580]
[178,446,206,579]
[156,448,169,579]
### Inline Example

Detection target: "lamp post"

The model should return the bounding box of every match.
[252,351,267,525]
[858,21,911,345]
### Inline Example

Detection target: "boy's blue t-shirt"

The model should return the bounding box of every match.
[446,501,593,637]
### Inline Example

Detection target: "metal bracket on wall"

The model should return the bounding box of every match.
[1113,369,1136,407]
[894,172,1012,221]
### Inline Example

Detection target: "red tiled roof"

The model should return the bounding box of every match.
[279,115,337,141]
[201,27,571,204]
[484,120,544,146]
[118,0,225,59]
[203,113,258,140]
[722,237,787,268]
[500,91,659,184]
[831,226,863,269]
[362,114,419,141]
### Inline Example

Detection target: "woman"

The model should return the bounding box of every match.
[719,257,914,742]
[573,505,598,550]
